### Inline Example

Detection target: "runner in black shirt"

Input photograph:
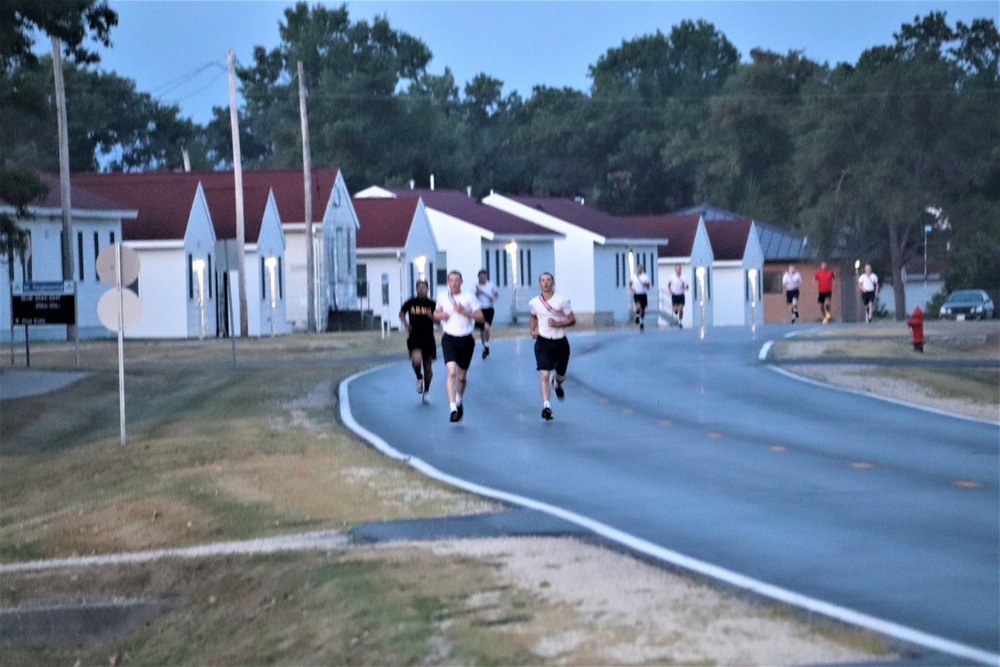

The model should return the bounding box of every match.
[399,280,437,400]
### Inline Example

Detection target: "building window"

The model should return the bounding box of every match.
[278,257,283,299]
[260,257,266,300]
[77,231,84,281]
[93,232,100,280]
[502,250,508,286]
[519,249,525,286]
[110,231,115,246]
[207,255,213,298]
[527,249,532,285]
[356,264,368,298]
[188,254,194,299]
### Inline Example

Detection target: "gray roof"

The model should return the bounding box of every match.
[675,204,814,262]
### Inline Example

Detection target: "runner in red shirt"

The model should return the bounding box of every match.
[814,261,835,324]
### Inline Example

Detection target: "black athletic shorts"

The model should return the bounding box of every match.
[862,290,877,305]
[406,333,436,360]
[441,333,475,370]
[817,291,831,304]
[785,289,800,304]
[475,307,495,330]
[633,294,648,309]
[671,294,685,306]
[534,336,570,376]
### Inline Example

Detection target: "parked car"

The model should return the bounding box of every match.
[938,289,995,320]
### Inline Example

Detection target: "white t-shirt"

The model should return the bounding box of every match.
[436,289,480,337]
[528,292,573,340]
[474,279,498,308]
[630,273,651,295]
[858,272,879,292]
[782,271,803,291]
[667,274,688,296]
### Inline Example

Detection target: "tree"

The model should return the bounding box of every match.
[794,13,999,319]
[694,49,822,224]
[0,0,117,258]
[233,2,434,190]
[589,21,740,213]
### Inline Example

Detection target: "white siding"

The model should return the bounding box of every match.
[127,246,188,338]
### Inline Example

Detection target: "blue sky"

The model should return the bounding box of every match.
[96,0,998,125]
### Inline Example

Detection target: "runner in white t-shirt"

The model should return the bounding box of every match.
[782,264,803,323]
[666,265,689,327]
[434,271,484,422]
[629,265,652,330]
[528,272,576,421]
[858,264,879,323]
[474,270,499,359]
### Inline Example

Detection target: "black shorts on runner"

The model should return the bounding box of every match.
[671,294,685,306]
[633,294,648,309]
[441,333,475,369]
[785,289,800,304]
[862,290,877,305]
[406,333,436,361]
[534,336,570,376]
[475,307,495,330]
[818,291,832,304]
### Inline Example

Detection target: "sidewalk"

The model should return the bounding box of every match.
[0,369,88,400]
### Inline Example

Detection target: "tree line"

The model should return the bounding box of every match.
[3,1,998,317]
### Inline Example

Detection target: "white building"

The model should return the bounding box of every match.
[483,194,666,326]
[352,196,438,329]
[703,218,766,327]
[622,213,715,328]
[73,171,288,338]
[0,173,137,342]
[355,186,562,326]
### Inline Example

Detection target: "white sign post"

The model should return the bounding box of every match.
[96,243,141,446]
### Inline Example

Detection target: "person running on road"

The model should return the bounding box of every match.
[474,269,499,359]
[399,279,436,400]
[814,261,835,324]
[629,264,652,330]
[529,272,576,421]
[666,265,689,327]
[782,264,803,323]
[858,263,879,323]
[434,271,484,422]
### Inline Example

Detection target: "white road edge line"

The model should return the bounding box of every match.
[762,339,1000,427]
[340,366,1000,667]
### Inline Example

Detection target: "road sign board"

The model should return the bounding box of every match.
[97,288,142,332]
[11,293,76,325]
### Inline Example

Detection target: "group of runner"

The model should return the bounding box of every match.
[782,261,879,324]
[399,269,575,423]
[629,264,689,330]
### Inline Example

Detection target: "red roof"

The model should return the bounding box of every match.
[505,195,664,240]
[353,197,419,248]
[70,168,341,242]
[390,189,559,237]
[620,214,700,256]
[8,173,135,213]
[703,218,753,261]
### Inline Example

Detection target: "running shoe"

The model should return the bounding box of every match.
[554,379,565,400]
[449,410,460,422]
[416,379,424,394]
[482,347,490,359]
[640,323,644,331]
[457,404,464,420]
[541,407,553,420]
[635,315,640,324]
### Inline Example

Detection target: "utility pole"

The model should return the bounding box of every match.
[228,49,249,337]
[51,38,76,344]
[298,61,316,333]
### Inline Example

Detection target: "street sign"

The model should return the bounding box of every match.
[97,244,140,287]
[97,288,141,332]
[11,281,76,325]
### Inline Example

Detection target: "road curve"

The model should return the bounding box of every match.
[342,325,999,664]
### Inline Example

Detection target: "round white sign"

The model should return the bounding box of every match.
[97,288,142,332]
[96,244,140,287]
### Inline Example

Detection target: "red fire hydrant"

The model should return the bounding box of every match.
[907,307,925,352]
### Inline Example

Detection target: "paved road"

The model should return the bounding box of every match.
[343,325,999,662]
